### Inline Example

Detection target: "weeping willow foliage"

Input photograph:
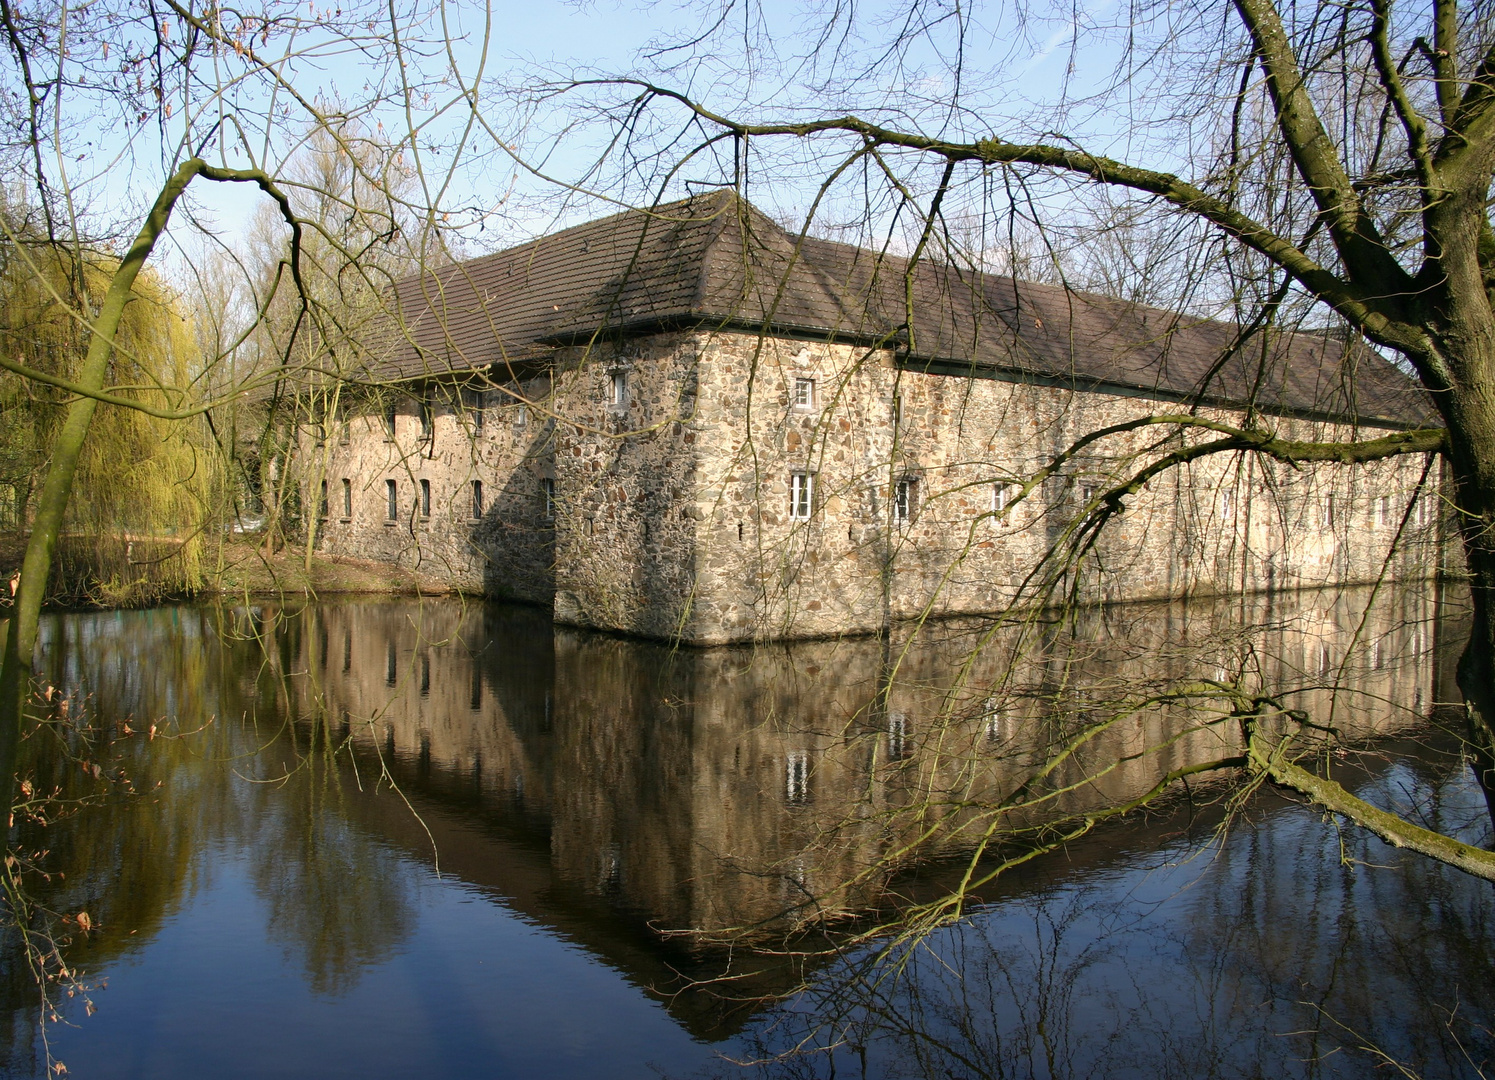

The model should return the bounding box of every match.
[0,234,223,603]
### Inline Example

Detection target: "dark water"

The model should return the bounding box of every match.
[1,586,1491,1079]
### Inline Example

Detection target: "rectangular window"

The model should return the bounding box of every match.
[894,477,915,524]
[386,479,398,521]
[785,750,810,802]
[419,395,434,438]
[471,480,484,519]
[467,388,486,433]
[793,377,815,410]
[993,483,1014,525]
[789,472,814,520]
[1374,494,1389,527]
[609,371,628,408]
[342,479,352,519]
[542,478,556,520]
[419,478,431,518]
[383,400,397,439]
[891,394,902,427]
[514,405,528,430]
[318,480,329,519]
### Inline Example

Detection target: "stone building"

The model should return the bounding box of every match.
[305,192,1437,644]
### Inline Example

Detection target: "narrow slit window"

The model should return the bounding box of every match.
[1220,490,1232,522]
[341,478,352,518]
[383,400,397,438]
[386,479,398,521]
[318,480,329,519]
[609,371,628,407]
[1322,494,1335,529]
[419,478,431,518]
[891,394,902,427]
[789,472,813,520]
[471,480,484,518]
[1375,494,1389,527]
[894,478,915,524]
[468,389,485,433]
[793,377,815,410]
[542,478,556,520]
[993,483,1009,525]
[419,394,434,438]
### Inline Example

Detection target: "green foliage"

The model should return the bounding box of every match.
[0,229,223,603]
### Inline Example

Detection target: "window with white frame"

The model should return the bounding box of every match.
[792,377,815,410]
[419,478,431,519]
[341,478,352,519]
[993,483,1012,525]
[887,711,912,760]
[785,750,810,802]
[1321,493,1336,529]
[383,400,397,439]
[542,478,556,520]
[608,371,628,408]
[789,472,814,520]
[385,479,398,521]
[894,477,915,524]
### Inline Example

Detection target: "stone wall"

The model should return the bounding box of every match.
[306,328,1442,643]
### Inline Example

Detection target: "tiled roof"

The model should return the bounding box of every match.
[366,190,1430,428]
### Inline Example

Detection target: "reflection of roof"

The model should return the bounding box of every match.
[372,190,1430,428]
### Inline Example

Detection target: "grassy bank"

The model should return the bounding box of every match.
[0,533,450,612]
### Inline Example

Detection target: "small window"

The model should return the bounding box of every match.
[887,711,912,760]
[894,477,915,524]
[542,478,556,520]
[793,377,815,410]
[785,750,810,802]
[383,400,397,439]
[419,479,431,518]
[609,371,628,408]
[462,388,485,433]
[386,479,398,521]
[789,472,814,520]
[1374,494,1389,527]
[341,478,352,519]
[1080,483,1096,506]
[419,395,434,438]
[1322,494,1335,529]
[471,480,484,519]
[993,483,1014,525]
[318,480,329,519]
[891,394,902,427]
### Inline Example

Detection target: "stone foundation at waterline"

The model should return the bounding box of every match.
[309,327,1441,644]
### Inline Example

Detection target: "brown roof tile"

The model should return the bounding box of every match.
[365,190,1430,427]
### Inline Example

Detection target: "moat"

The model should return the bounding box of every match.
[1,585,1490,1079]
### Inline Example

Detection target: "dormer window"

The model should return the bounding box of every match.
[793,377,815,411]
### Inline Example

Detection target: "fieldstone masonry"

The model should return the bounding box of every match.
[309,327,1440,644]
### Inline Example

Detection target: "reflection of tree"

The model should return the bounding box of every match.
[712,735,1493,1080]
[244,758,414,998]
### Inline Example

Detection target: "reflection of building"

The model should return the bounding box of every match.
[290,587,1447,945]
[304,193,1439,643]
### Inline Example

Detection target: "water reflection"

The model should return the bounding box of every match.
[0,583,1485,1080]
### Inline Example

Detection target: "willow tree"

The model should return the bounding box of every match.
[0,0,485,826]
[0,233,220,601]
